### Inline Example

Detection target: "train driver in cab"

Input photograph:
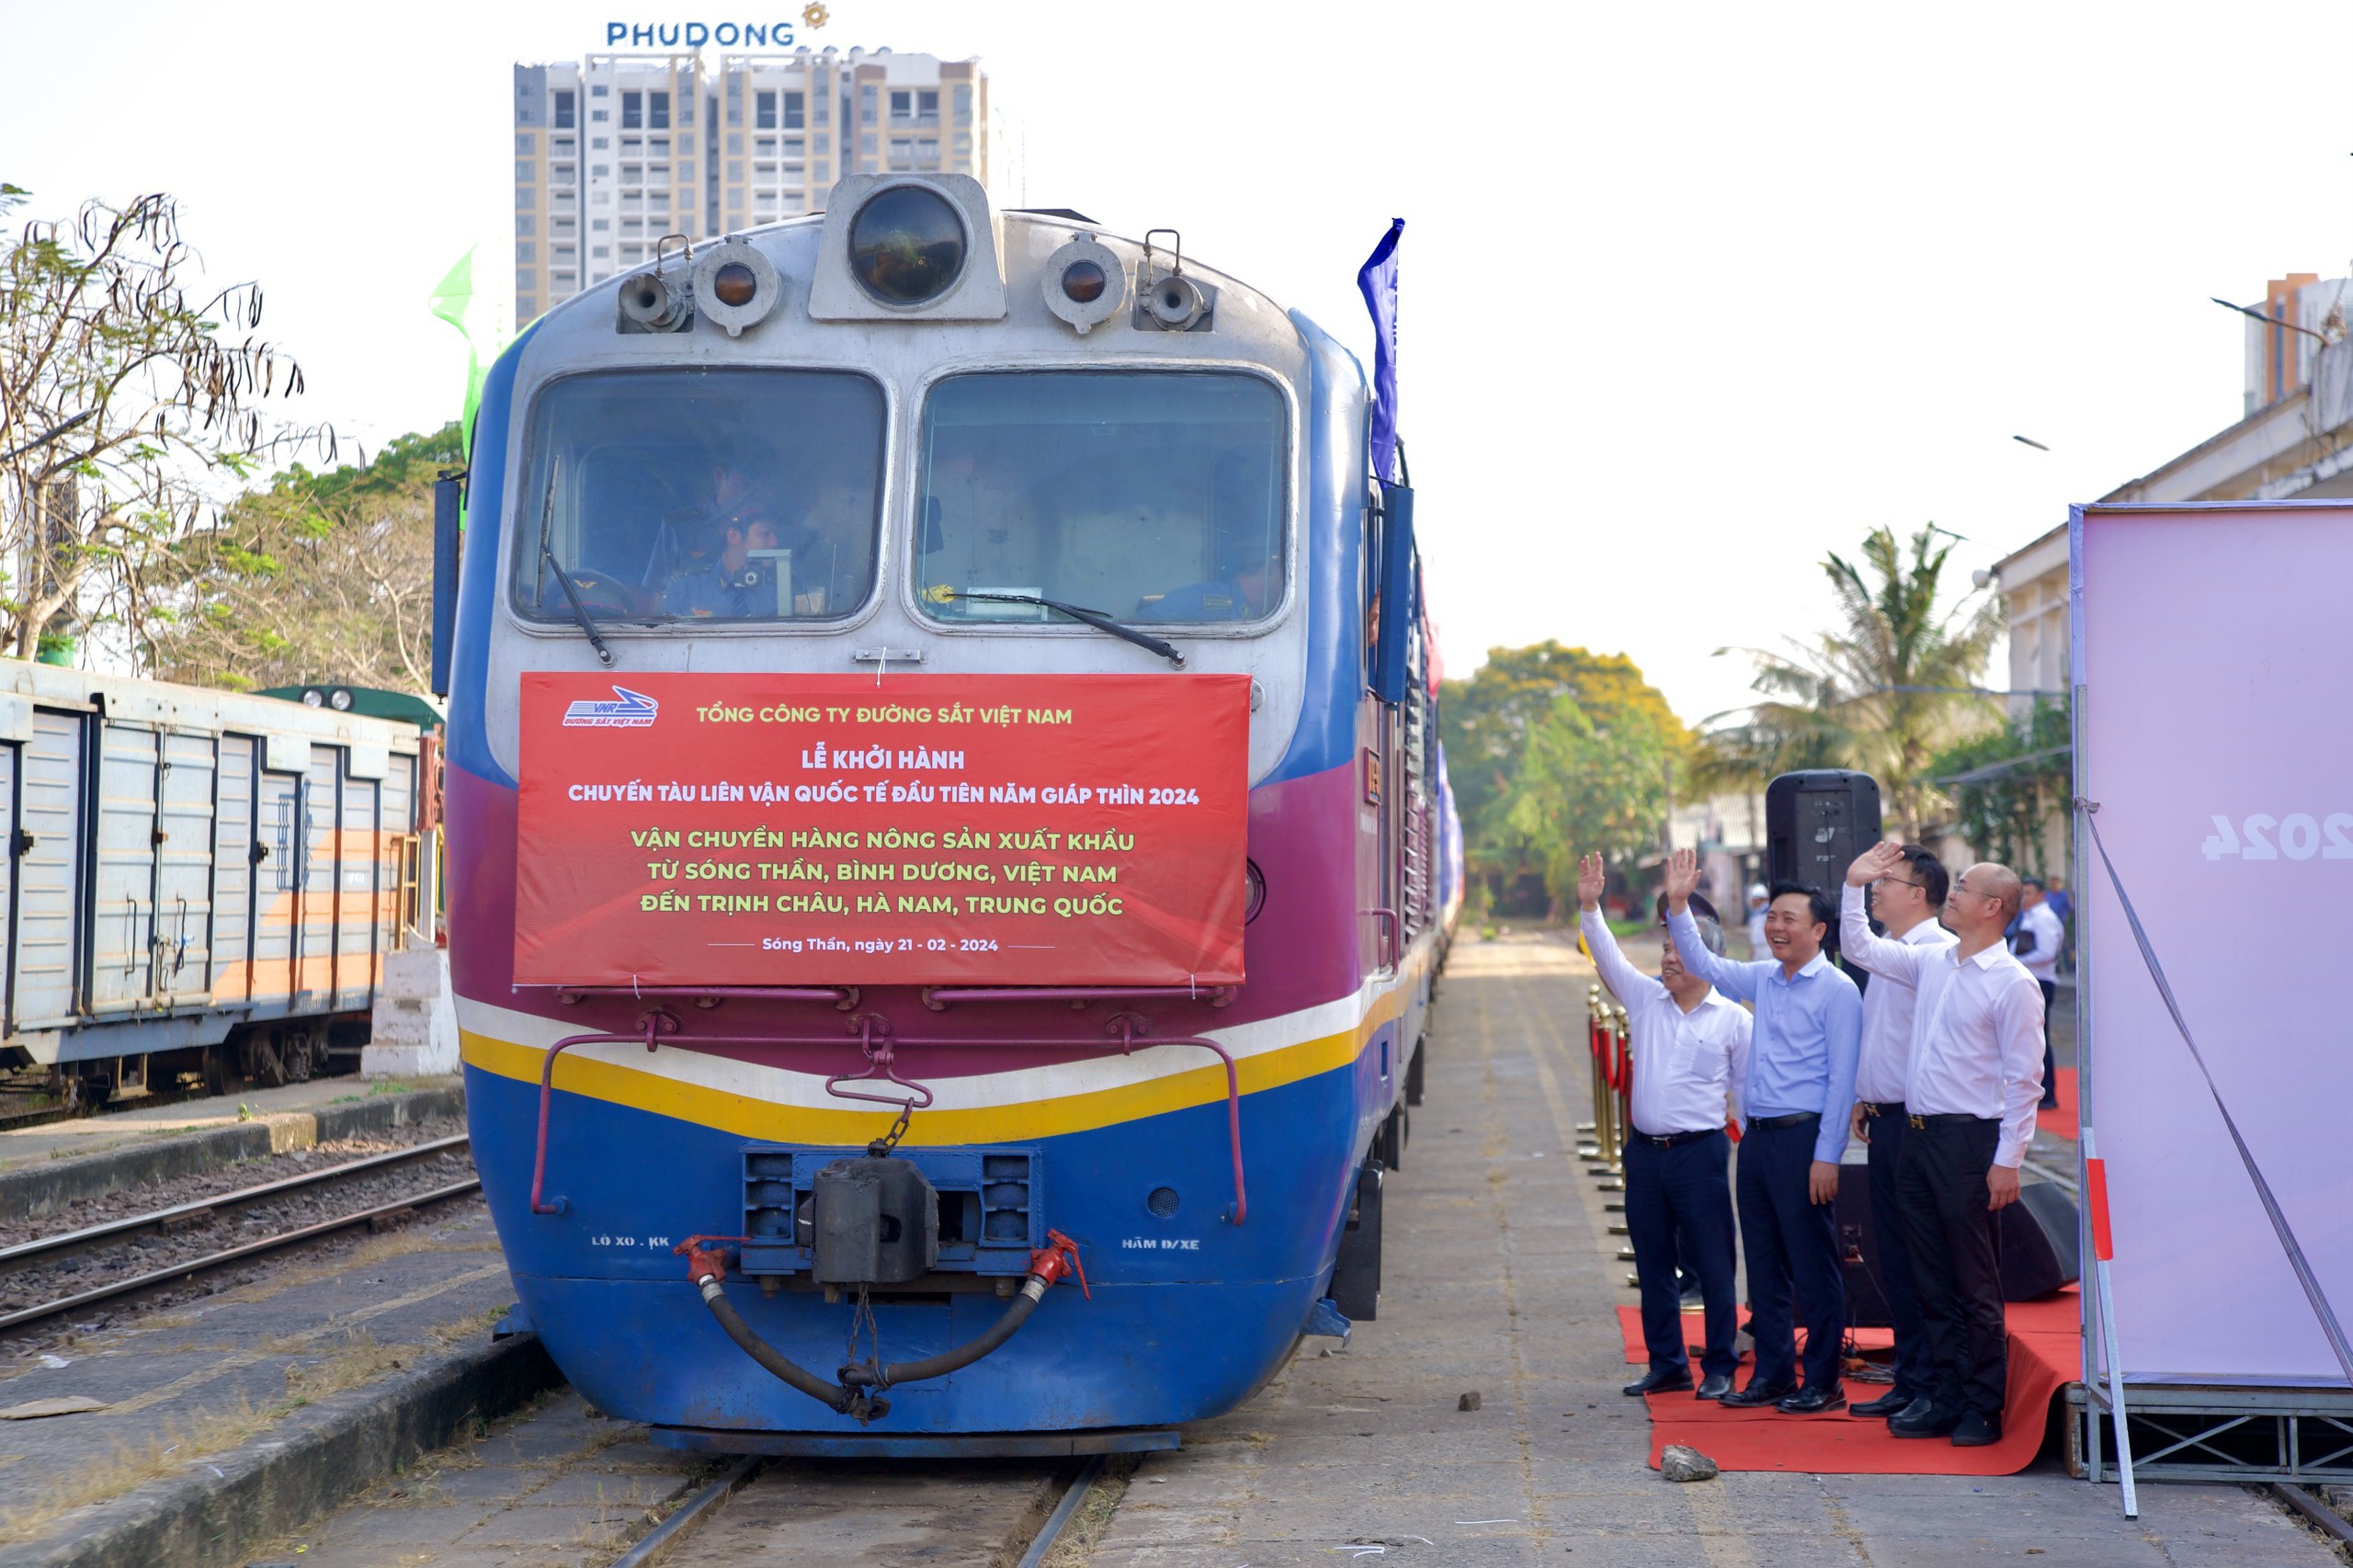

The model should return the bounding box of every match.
[1134,451,1279,622]
[659,469,825,619]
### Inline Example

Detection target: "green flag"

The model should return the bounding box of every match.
[427,248,494,458]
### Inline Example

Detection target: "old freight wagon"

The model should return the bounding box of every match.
[0,661,430,1104]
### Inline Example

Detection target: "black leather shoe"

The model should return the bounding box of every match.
[1622,1367,1694,1397]
[1849,1389,1915,1418]
[1717,1380,1794,1408]
[1695,1373,1733,1402]
[1777,1383,1845,1415]
[1949,1411,2003,1447]
[1889,1400,1961,1438]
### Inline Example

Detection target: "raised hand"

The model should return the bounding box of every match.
[1847,839,1908,888]
[1662,847,1700,913]
[1575,851,1606,912]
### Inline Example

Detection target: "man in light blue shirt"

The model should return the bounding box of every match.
[1664,846,1863,1414]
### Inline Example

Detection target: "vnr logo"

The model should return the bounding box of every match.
[562,687,660,729]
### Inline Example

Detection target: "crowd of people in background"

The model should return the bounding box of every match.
[1581,843,2049,1447]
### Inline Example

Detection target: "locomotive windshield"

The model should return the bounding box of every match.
[513,368,886,624]
[915,371,1287,627]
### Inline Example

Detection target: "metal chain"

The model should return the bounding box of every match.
[868,1099,914,1157]
[845,1282,884,1385]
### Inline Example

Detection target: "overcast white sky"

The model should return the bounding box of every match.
[4,0,2348,722]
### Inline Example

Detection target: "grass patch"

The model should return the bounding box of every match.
[281,1332,412,1401]
[0,1395,273,1542]
[1039,1452,1141,1566]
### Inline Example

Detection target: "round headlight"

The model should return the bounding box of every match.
[711,262,758,308]
[1061,259,1108,303]
[329,687,355,711]
[848,185,967,305]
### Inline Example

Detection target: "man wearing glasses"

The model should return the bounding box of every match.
[1839,842,2046,1447]
[1836,845,1957,1421]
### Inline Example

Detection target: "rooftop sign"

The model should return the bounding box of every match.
[603,12,824,49]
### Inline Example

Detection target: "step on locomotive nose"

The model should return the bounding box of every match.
[809,1155,940,1285]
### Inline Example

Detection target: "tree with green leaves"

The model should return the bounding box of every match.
[1439,642,1688,916]
[1703,525,2002,838]
[1930,698,2071,878]
[0,186,326,665]
[1497,691,1676,919]
[150,425,460,693]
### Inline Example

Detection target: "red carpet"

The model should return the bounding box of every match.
[1615,1288,2081,1474]
[2040,1067,2078,1142]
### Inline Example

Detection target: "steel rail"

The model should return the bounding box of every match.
[1017,1453,1108,1568]
[0,1134,473,1278]
[608,1456,763,1568]
[2274,1482,2353,1550]
[0,1177,481,1334]
[607,1453,1103,1568]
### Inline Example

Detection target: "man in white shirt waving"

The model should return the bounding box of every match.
[1835,843,1956,1421]
[1578,853,1755,1402]
[1841,841,2046,1447]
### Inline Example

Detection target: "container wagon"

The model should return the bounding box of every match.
[0,661,429,1105]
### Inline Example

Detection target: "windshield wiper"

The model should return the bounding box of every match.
[947,592,1185,668]
[538,482,615,668]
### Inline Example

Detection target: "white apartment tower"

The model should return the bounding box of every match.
[512,48,995,321]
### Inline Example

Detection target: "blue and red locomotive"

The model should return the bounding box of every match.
[438,174,1457,1450]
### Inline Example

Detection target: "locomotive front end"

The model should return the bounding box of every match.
[443,176,1437,1447]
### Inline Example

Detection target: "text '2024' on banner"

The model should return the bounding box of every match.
[514,672,1250,986]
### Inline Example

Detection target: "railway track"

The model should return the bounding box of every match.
[0,1135,479,1334]
[610,1451,1108,1568]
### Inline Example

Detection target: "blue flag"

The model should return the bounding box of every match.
[1356,219,1404,484]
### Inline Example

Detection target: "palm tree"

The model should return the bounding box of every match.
[1702,525,2003,839]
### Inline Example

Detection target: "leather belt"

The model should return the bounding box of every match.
[1752,1111,1820,1130]
[1906,1112,1997,1131]
[1631,1128,1721,1149]
[1861,1101,1904,1118]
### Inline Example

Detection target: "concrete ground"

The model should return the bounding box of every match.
[1085,934,2337,1567]
[0,1075,460,1173]
[236,1389,701,1568]
[0,1197,519,1557]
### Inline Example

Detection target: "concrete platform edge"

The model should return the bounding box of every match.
[0,1329,559,1568]
[0,1085,466,1221]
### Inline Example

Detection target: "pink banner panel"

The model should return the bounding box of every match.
[2077,501,2353,1385]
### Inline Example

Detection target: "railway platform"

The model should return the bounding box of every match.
[0,1075,460,1176]
[1084,934,2340,1566]
[0,1128,538,1567]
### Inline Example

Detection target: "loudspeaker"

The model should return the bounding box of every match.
[1835,1163,1894,1328]
[1834,1163,2081,1330]
[1766,770,1882,898]
[1999,1180,2082,1301]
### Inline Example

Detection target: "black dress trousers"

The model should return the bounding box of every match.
[1896,1115,2007,1417]
[1624,1130,1739,1380]
[1734,1115,1846,1391]
[1863,1106,1936,1400]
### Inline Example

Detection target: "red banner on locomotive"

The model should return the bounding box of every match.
[514,672,1250,986]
